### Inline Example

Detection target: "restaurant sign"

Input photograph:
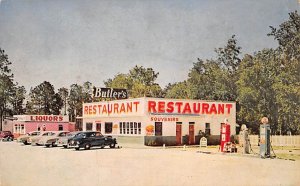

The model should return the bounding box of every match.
[92,87,128,99]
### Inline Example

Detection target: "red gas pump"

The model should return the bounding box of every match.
[220,121,231,152]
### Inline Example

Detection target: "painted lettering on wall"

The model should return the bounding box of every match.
[84,101,140,116]
[30,115,64,122]
[150,117,179,122]
[148,101,233,115]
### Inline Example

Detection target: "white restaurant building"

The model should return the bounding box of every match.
[82,97,236,146]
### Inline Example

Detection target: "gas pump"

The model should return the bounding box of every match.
[220,119,231,152]
[259,117,271,158]
[239,124,250,154]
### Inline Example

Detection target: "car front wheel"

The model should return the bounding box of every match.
[75,147,80,151]
[84,143,91,150]
[109,143,116,148]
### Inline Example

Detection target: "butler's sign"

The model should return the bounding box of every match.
[92,87,128,99]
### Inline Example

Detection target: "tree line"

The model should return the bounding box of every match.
[0,11,299,134]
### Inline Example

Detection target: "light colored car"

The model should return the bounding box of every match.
[29,131,56,146]
[56,131,82,148]
[17,131,41,145]
[38,131,70,147]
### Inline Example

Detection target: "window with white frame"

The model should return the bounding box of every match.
[119,122,141,135]
[14,124,25,134]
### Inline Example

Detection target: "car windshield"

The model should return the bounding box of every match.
[30,132,39,136]
[58,132,68,137]
[42,132,55,136]
[75,133,86,138]
[76,132,94,138]
[67,132,79,137]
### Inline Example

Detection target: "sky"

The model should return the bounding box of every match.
[0,0,299,92]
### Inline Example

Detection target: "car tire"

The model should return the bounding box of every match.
[52,142,57,147]
[63,145,68,149]
[84,144,91,150]
[45,144,50,148]
[109,143,116,148]
[23,141,28,145]
[75,147,80,151]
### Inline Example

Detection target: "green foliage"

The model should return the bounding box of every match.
[164,12,299,135]
[58,87,69,115]
[0,48,16,130]
[26,81,63,115]
[183,35,242,101]
[104,73,132,89]
[104,65,163,98]
[237,11,300,134]
[215,35,242,73]
[187,59,233,100]
[268,11,300,61]
[68,82,93,121]
[164,81,191,99]
[1,11,299,135]
[237,49,280,134]
[9,85,26,115]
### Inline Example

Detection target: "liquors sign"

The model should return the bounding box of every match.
[92,87,128,99]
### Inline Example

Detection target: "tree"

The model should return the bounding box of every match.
[164,81,191,99]
[104,65,163,98]
[235,12,300,134]
[268,11,300,134]
[58,87,69,115]
[237,50,280,134]
[129,65,159,86]
[68,82,93,122]
[26,81,63,115]
[268,11,300,61]
[9,85,26,115]
[187,59,224,100]
[215,35,242,73]
[104,73,132,90]
[0,48,14,131]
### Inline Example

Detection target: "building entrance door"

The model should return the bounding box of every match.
[96,123,101,132]
[189,123,195,145]
[176,123,182,145]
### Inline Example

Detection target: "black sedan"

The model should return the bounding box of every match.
[68,131,117,150]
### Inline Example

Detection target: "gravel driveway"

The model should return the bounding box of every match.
[0,142,299,186]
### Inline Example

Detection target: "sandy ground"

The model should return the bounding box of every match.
[0,142,299,186]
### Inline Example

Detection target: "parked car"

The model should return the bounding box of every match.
[17,131,41,145]
[56,131,82,148]
[38,131,70,147]
[29,131,56,146]
[0,131,14,141]
[68,131,117,150]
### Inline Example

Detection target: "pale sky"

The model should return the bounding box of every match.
[0,0,299,91]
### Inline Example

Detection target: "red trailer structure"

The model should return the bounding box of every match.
[11,115,75,138]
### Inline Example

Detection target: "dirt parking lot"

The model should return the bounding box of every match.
[0,142,299,186]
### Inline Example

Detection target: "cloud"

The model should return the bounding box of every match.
[0,0,299,91]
